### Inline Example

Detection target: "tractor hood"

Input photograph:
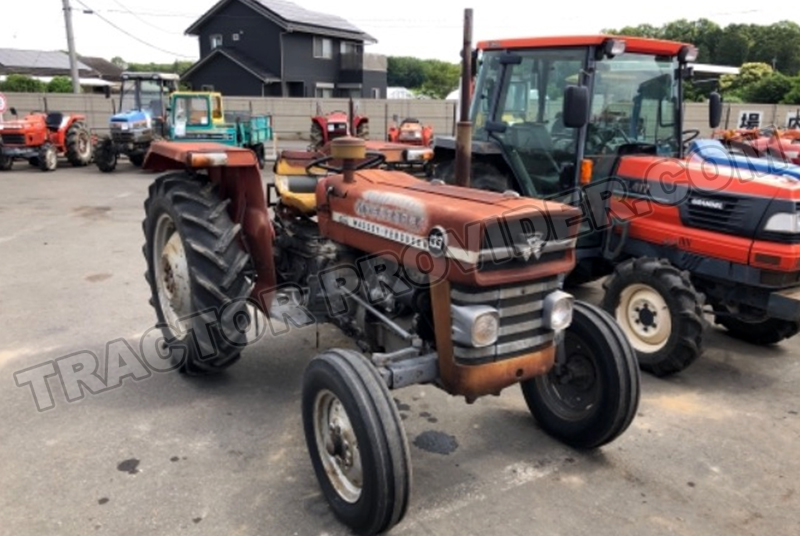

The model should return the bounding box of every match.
[317,169,581,287]
[0,115,43,131]
[110,110,149,124]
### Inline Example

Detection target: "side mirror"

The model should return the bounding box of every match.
[103,85,111,99]
[562,85,589,129]
[709,91,722,129]
[9,107,17,117]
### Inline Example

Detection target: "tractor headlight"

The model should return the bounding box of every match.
[327,123,335,132]
[764,212,800,234]
[451,304,499,348]
[120,123,130,131]
[543,291,574,332]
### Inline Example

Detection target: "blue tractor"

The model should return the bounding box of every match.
[95,72,180,172]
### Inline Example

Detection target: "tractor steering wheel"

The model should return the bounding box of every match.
[682,129,701,145]
[305,151,387,176]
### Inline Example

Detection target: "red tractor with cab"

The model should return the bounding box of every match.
[0,104,92,171]
[433,35,800,376]
[310,100,368,150]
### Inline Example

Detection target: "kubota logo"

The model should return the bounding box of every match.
[689,198,725,210]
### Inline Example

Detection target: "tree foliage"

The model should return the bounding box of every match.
[0,74,46,93]
[122,60,193,75]
[46,76,74,93]
[604,19,800,103]
[387,56,459,99]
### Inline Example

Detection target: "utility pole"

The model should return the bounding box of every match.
[61,0,81,94]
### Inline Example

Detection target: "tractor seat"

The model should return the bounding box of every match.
[45,112,64,131]
[274,174,320,214]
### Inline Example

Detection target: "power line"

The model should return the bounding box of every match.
[109,0,177,35]
[73,0,194,58]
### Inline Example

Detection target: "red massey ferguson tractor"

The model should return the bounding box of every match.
[433,35,800,376]
[0,106,92,171]
[139,137,639,534]
[310,101,369,150]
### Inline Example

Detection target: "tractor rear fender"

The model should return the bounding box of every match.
[144,141,277,313]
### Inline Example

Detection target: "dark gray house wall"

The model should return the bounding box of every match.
[363,70,387,99]
[184,55,270,97]
[193,0,282,77]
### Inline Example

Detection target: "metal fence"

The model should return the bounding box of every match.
[1,92,798,141]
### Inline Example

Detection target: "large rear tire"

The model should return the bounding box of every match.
[310,122,324,150]
[714,312,799,346]
[66,122,92,166]
[302,349,411,535]
[601,258,704,377]
[521,301,640,449]
[95,137,117,173]
[143,172,255,375]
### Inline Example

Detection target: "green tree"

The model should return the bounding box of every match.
[387,56,427,88]
[418,60,460,99]
[0,74,46,92]
[111,56,128,69]
[741,73,793,103]
[719,62,773,95]
[46,76,74,93]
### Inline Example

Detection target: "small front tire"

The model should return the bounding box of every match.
[714,311,799,346]
[39,144,57,172]
[95,137,117,173]
[521,301,640,450]
[0,154,12,171]
[302,349,411,535]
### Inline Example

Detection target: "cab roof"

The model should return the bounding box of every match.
[477,35,690,57]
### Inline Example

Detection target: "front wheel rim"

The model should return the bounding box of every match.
[314,389,363,503]
[153,213,191,336]
[616,283,672,353]
[539,333,600,421]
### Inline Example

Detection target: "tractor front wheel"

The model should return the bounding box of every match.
[66,122,92,166]
[95,137,117,173]
[0,154,12,171]
[714,310,800,346]
[521,301,640,449]
[129,153,145,167]
[143,172,255,375]
[39,144,57,172]
[302,349,411,535]
[602,258,704,377]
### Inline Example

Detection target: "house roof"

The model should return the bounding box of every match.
[186,0,376,43]
[77,56,124,80]
[0,48,95,73]
[181,48,280,83]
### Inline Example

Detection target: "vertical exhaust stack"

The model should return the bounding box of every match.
[455,8,474,188]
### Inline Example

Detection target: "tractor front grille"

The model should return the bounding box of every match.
[1,133,26,146]
[683,193,751,234]
[111,132,135,143]
[450,276,559,364]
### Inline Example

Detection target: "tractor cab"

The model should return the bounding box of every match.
[168,91,226,139]
[109,72,179,143]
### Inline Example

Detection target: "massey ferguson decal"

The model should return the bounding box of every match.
[354,191,428,233]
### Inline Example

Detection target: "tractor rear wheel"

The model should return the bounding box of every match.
[39,144,57,172]
[714,311,800,346]
[302,349,411,535]
[66,122,92,166]
[129,153,145,167]
[356,121,370,140]
[521,301,640,449]
[143,172,255,375]
[95,137,117,173]
[601,258,704,377]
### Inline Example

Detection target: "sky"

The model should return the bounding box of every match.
[0,0,794,65]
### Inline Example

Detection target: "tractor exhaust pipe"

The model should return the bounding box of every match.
[454,8,474,188]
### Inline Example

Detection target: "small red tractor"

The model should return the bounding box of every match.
[0,105,92,172]
[310,100,369,150]
[433,34,800,377]
[715,127,800,165]
[139,129,639,533]
[387,115,434,146]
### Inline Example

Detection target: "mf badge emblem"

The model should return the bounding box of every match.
[427,227,448,257]
[517,232,545,261]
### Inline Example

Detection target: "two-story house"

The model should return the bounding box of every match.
[181,0,387,98]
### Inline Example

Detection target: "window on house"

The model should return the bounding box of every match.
[371,88,381,99]
[210,34,223,49]
[340,41,358,55]
[315,86,334,98]
[314,37,333,59]
[232,33,240,42]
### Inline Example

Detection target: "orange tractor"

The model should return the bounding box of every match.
[387,115,434,146]
[0,105,92,171]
